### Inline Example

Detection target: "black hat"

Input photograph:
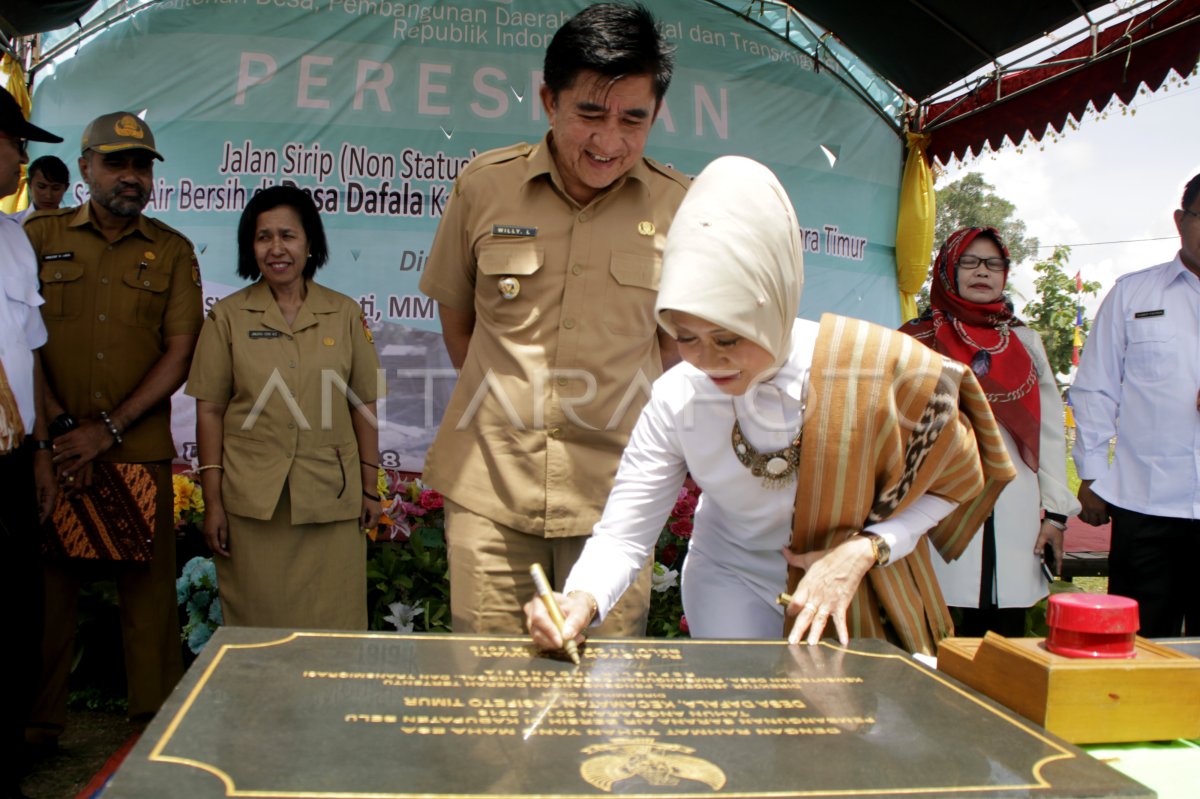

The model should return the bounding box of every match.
[0,87,63,143]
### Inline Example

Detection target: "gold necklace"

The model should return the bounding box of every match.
[731,417,803,490]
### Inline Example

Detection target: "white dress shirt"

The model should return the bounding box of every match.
[1071,254,1200,519]
[0,213,48,437]
[564,319,956,637]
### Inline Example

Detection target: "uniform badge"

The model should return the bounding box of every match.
[249,330,281,339]
[191,256,202,287]
[492,224,537,238]
[360,313,374,344]
[638,221,656,236]
[498,277,520,300]
[323,337,336,347]
[144,251,156,260]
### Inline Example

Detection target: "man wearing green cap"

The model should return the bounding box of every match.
[24,111,202,746]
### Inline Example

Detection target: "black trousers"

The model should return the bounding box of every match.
[1109,505,1199,637]
[952,515,1028,638]
[0,443,43,785]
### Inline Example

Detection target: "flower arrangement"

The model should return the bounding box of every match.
[646,483,698,638]
[173,471,205,532]
[367,473,451,632]
[176,555,222,654]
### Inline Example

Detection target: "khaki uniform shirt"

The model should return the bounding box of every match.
[185,280,382,525]
[27,204,202,462]
[419,134,689,537]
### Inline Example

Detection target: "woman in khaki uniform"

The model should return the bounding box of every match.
[186,185,382,629]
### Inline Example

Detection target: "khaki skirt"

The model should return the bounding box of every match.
[217,482,367,630]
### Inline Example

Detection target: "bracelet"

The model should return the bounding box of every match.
[567,591,599,625]
[99,411,123,445]
[361,460,380,470]
[196,464,224,473]
[363,490,381,501]
[31,439,53,451]
[1042,517,1067,531]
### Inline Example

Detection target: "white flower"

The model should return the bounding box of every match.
[384,601,424,633]
[651,563,679,593]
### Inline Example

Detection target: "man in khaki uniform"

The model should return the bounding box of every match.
[419,3,689,634]
[26,112,201,744]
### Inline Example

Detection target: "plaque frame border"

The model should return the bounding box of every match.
[141,632,1104,799]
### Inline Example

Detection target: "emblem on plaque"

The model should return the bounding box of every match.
[637,221,656,236]
[580,739,726,792]
[498,277,521,300]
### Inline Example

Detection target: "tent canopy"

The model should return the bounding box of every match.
[781,0,1113,102]
[780,0,1199,163]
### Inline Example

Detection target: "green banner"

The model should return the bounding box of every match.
[29,0,903,468]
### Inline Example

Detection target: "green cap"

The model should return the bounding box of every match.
[80,112,163,161]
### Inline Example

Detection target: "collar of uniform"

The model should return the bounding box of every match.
[240,279,340,333]
[526,131,651,204]
[1167,252,1200,291]
[68,201,156,242]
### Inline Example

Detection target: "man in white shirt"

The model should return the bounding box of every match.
[0,85,61,799]
[1071,173,1200,637]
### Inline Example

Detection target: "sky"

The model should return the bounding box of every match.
[937,72,1199,318]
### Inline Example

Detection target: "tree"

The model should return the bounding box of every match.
[917,172,1040,311]
[934,172,1040,264]
[1020,245,1102,382]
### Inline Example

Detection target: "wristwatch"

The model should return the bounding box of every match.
[855,531,891,567]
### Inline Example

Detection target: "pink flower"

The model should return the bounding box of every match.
[669,519,693,539]
[419,489,444,510]
[679,614,690,635]
[399,500,426,518]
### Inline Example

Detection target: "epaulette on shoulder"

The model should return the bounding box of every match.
[145,215,195,248]
[1113,260,1170,286]
[643,156,691,191]
[21,206,74,227]
[459,141,534,179]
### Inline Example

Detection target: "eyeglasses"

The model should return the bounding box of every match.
[956,254,1009,272]
[1182,208,1200,221]
[0,133,28,156]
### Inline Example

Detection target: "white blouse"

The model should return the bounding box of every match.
[564,319,956,634]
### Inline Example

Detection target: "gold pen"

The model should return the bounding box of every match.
[530,563,581,665]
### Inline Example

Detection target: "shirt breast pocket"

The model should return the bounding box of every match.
[120,267,170,328]
[38,263,85,320]
[603,252,659,337]
[1124,318,1176,382]
[476,243,544,326]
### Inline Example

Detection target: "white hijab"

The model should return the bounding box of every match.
[655,156,804,369]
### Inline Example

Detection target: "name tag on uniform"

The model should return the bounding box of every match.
[1134,310,1165,318]
[492,224,537,238]
[42,252,74,261]
[248,330,281,339]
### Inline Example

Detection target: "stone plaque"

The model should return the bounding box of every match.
[103,629,1151,798]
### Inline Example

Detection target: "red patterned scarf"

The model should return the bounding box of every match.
[901,227,1040,471]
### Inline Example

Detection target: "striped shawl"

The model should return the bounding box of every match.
[788,314,1015,654]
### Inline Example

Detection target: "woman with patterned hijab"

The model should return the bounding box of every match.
[525,157,1014,654]
[902,228,1079,636]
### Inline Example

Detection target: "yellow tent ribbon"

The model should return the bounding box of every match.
[894,131,934,323]
[0,54,32,216]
